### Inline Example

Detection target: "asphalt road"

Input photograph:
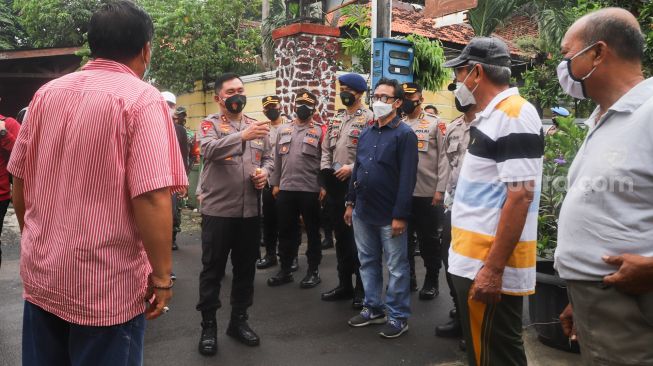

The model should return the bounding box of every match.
[0,209,464,366]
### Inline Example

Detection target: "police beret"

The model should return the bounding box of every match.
[402,82,422,94]
[262,95,281,108]
[338,73,367,93]
[295,90,318,107]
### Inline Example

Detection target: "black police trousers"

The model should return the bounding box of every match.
[196,215,260,314]
[262,185,300,257]
[327,179,361,288]
[408,197,443,277]
[441,210,458,307]
[277,190,322,272]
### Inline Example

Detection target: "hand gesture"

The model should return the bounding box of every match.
[144,274,173,320]
[242,121,270,141]
[470,266,503,304]
[334,165,353,181]
[251,169,267,190]
[603,254,653,294]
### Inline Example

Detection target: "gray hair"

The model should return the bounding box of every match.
[468,61,511,86]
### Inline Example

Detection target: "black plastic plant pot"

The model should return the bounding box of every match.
[528,259,581,353]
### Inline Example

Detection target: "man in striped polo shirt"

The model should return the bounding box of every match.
[444,38,544,366]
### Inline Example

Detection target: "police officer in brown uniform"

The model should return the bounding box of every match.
[319,73,373,308]
[434,83,475,340]
[267,90,324,289]
[256,95,300,270]
[196,73,273,355]
[401,82,448,300]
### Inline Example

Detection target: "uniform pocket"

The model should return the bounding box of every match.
[279,135,292,155]
[302,135,319,156]
[417,138,429,152]
[250,141,264,163]
[377,143,397,166]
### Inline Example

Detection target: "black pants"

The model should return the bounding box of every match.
[441,210,457,308]
[262,185,301,258]
[0,199,9,269]
[196,215,260,313]
[408,197,442,277]
[327,180,360,288]
[172,193,181,242]
[321,196,334,241]
[277,191,321,271]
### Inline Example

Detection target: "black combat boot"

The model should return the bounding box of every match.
[419,270,439,300]
[198,312,218,356]
[226,310,260,346]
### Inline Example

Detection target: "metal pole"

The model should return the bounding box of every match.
[378,0,391,38]
[262,0,271,70]
[370,0,378,90]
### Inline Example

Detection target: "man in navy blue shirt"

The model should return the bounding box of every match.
[344,78,418,339]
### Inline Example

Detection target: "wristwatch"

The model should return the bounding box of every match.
[345,201,355,208]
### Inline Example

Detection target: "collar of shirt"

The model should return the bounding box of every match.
[293,120,313,130]
[81,58,139,78]
[587,77,653,130]
[373,115,402,130]
[475,87,520,121]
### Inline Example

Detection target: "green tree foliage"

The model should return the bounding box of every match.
[404,34,448,93]
[339,4,371,73]
[0,0,27,49]
[13,0,106,48]
[538,115,588,258]
[138,0,262,94]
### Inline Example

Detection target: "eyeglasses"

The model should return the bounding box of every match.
[371,95,397,103]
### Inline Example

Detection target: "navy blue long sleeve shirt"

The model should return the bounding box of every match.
[347,116,418,226]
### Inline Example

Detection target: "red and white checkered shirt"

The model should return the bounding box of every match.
[7,59,188,326]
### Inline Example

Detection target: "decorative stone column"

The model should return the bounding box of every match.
[272,23,340,125]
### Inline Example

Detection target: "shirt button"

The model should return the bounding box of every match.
[365,171,368,174]
[369,157,372,160]
[373,145,376,148]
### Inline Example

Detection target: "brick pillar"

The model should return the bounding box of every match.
[272,24,341,125]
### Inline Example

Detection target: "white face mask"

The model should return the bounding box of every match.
[454,67,478,107]
[556,43,598,100]
[372,100,394,120]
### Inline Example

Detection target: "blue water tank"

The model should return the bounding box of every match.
[372,38,414,90]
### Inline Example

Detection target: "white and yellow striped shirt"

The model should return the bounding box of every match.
[449,87,544,295]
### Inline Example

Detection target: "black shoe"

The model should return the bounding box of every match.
[226,313,260,347]
[459,339,467,352]
[418,273,439,300]
[321,286,353,301]
[449,308,457,319]
[172,241,179,251]
[198,320,218,356]
[267,270,293,287]
[321,237,334,249]
[256,254,277,269]
[410,276,418,292]
[300,269,321,289]
[352,287,364,310]
[435,317,463,338]
[290,257,299,272]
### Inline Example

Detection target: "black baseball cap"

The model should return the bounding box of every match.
[444,37,511,68]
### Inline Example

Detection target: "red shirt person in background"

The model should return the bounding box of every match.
[0,112,20,270]
[8,1,187,365]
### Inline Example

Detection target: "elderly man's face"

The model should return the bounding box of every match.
[560,24,601,82]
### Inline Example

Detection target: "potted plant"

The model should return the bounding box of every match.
[530,115,587,353]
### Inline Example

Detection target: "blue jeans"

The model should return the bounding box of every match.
[353,211,411,321]
[22,301,145,366]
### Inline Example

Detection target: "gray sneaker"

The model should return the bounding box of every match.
[348,307,386,327]
[379,318,409,338]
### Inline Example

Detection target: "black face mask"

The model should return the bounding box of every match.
[264,109,281,121]
[454,97,473,113]
[401,99,420,115]
[224,94,247,114]
[296,105,314,121]
[340,91,357,107]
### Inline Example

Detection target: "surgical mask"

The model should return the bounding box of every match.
[296,105,314,121]
[454,67,478,108]
[225,94,247,114]
[372,101,394,120]
[556,43,598,100]
[340,91,356,107]
[454,97,473,113]
[401,99,420,115]
[264,109,281,121]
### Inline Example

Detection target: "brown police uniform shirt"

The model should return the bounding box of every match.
[270,120,323,193]
[404,112,448,197]
[199,112,273,218]
[443,115,472,197]
[320,108,374,171]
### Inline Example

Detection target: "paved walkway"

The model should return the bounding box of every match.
[0,209,580,365]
